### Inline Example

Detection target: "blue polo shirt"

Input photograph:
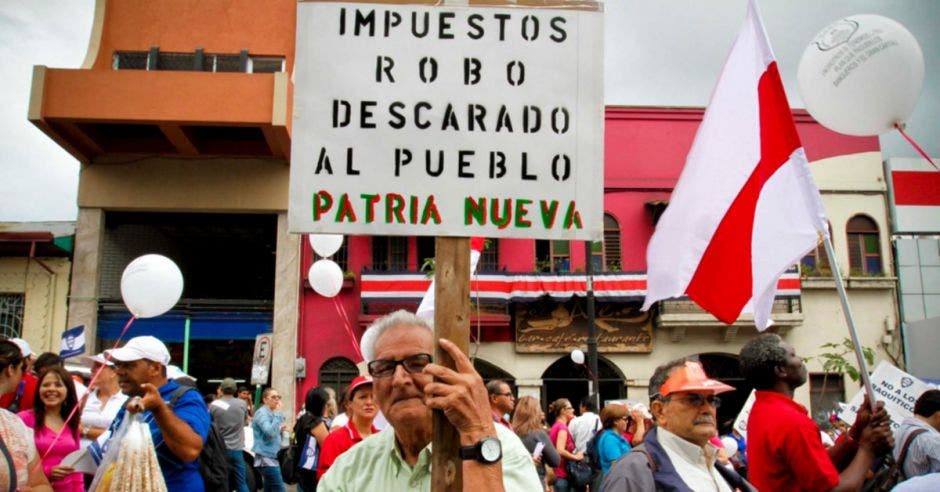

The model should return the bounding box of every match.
[103,380,210,491]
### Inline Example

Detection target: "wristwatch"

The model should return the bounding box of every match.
[459,436,502,464]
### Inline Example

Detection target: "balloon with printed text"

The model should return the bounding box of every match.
[797,14,924,136]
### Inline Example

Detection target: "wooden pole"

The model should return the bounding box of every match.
[432,237,470,491]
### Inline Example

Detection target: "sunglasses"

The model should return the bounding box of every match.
[268,394,282,400]
[367,353,433,378]
[666,394,722,408]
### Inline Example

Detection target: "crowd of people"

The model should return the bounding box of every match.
[1,324,939,491]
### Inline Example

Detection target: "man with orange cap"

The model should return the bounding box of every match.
[601,357,753,491]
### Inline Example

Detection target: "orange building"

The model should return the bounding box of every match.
[29,0,301,410]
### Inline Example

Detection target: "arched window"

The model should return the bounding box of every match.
[800,222,832,276]
[318,357,359,399]
[590,214,623,272]
[846,215,882,275]
[0,294,24,339]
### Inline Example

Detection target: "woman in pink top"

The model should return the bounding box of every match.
[18,366,83,492]
[548,398,585,492]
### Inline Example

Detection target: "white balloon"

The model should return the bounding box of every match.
[570,349,585,365]
[120,254,184,318]
[308,259,344,297]
[721,436,739,457]
[798,15,924,136]
[308,234,344,258]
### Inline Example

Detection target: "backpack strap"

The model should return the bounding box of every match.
[168,385,194,408]
[631,445,657,473]
[0,433,17,492]
[897,428,928,478]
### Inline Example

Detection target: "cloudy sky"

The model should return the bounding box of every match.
[0,0,936,222]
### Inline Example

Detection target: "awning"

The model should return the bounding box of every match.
[98,310,272,342]
[360,271,801,304]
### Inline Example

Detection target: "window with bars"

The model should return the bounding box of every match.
[801,222,832,276]
[318,357,359,401]
[112,50,285,73]
[846,215,882,276]
[0,294,24,340]
[478,239,500,272]
[372,236,408,271]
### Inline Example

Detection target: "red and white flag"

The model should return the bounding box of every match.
[642,0,828,330]
[416,237,485,319]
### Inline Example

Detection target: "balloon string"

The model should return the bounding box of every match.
[33,315,137,473]
[331,297,363,361]
[895,123,939,171]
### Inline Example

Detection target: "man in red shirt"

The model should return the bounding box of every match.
[317,375,379,479]
[740,333,893,491]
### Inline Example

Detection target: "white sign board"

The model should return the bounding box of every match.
[290,2,604,240]
[841,360,934,431]
[251,333,274,385]
[732,389,756,438]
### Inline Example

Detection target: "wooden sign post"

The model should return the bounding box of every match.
[431,236,470,490]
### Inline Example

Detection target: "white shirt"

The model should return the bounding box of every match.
[79,389,128,448]
[657,427,733,492]
[568,411,601,453]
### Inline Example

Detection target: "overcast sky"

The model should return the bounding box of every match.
[0,0,936,222]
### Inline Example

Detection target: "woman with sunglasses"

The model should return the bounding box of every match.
[251,387,288,492]
[0,339,52,491]
[17,366,83,492]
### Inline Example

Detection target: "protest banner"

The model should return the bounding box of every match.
[290,1,604,240]
[840,360,934,430]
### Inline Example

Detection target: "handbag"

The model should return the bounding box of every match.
[861,428,927,492]
[566,459,593,488]
[278,446,297,485]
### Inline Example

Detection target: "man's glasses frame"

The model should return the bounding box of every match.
[664,394,722,408]
[367,353,433,378]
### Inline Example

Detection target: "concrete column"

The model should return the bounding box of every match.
[66,208,104,354]
[516,378,544,400]
[271,213,300,418]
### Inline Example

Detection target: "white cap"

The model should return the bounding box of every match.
[166,364,197,384]
[106,336,170,365]
[83,353,114,367]
[10,338,35,358]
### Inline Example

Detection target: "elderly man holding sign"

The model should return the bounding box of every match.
[318,310,540,490]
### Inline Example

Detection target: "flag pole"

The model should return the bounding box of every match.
[820,235,877,411]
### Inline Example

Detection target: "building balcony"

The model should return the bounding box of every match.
[29,67,291,163]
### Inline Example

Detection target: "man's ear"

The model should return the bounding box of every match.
[651,399,666,424]
[773,364,788,379]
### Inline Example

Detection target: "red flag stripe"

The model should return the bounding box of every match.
[685,62,801,324]
[891,171,940,206]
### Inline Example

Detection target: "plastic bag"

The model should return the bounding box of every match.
[89,414,168,492]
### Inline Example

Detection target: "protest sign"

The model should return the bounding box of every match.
[290,1,604,240]
[732,389,756,438]
[840,360,934,430]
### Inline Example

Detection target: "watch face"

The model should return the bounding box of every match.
[480,438,501,462]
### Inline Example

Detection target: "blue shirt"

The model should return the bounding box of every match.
[598,429,632,475]
[252,405,285,460]
[101,380,210,491]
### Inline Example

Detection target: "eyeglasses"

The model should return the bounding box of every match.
[367,353,433,378]
[497,392,514,398]
[666,394,721,408]
[268,395,282,400]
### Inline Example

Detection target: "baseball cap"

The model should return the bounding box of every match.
[10,338,35,358]
[83,353,114,367]
[106,336,171,365]
[220,377,237,392]
[166,365,197,384]
[347,375,373,399]
[658,361,734,398]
